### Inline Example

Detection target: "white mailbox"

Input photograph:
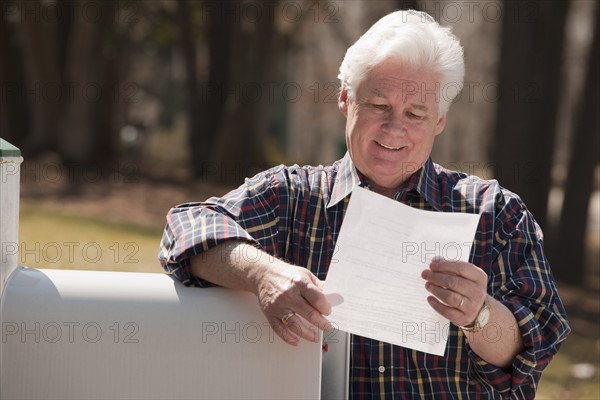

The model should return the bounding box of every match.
[1,267,327,399]
[0,138,349,400]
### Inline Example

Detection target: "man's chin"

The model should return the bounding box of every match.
[369,162,419,178]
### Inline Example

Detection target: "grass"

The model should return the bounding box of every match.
[536,335,600,399]
[18,205,164,273]
[17,206,600,398]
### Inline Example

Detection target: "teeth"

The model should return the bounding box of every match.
[378,141,401,150]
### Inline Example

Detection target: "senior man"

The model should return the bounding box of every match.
[159,10,569,398]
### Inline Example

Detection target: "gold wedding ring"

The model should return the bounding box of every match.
[281,312,295,325]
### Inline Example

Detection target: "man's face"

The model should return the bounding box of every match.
[339,60,446,196]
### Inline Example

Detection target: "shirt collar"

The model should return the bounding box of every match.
[327,153,443,211]
[327,152,363,208]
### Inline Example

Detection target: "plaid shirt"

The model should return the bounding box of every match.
[159,152,570,399]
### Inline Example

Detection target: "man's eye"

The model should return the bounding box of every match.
[407,111,424,119]
[372,104,388,110]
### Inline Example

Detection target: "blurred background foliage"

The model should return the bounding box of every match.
[1,0,598,398]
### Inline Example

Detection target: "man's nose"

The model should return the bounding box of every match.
[381,112,407,136]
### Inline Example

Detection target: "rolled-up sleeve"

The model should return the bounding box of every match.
[158,167,286,286]
[467,196,570,398]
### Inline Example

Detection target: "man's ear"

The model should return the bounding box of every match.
[434,113,447,136]
[338,87,349,117]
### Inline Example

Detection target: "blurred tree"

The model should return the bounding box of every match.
[0,0,28,146]
[554,3,599,285]
[397,0,419,10]
[491,0,569,231]
[19,0,61,153]
[177,0,203,178]
[209,0,279,185]
[57,0,115,165]
[177,0,236,180]
[178,0,279,184]
[1,0,126,168]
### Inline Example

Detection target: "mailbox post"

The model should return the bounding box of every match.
[0,138,22,299]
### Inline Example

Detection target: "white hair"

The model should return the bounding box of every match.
[338,10,465,115]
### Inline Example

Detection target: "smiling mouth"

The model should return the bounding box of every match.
[376,141,403,150]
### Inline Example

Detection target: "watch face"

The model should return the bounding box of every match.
[478,302,491,328]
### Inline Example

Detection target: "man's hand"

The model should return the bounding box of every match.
[190,241,332,347]
[421,258,524,368]
[420,258,488,328]
[254,261,332,346]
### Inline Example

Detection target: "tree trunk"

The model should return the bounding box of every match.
[397,0,419,10]
[177,0,204,179]
[0,4,28,146]
[57,0,113,165]
[19,0,61,153]
[491,0,569,231]
[209,0,279,185]
[177,0,240,181]
[93,0,119,160]
[554,3,600,285]
[203,0,235,173]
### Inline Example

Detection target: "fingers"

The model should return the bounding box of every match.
[428,258,488,285]
[423,269,482,306]
[286,271,332,330]
[304,275,332,316]
[424,281,467,309]
[424,282,479,325]
[425,295,472,326]
[269,303,328,346]
[422,259,487,297]
[267,313,320,346]
[258,266,332,346]
[421,259,488,326]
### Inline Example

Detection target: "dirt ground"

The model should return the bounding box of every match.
[19,155,232,230]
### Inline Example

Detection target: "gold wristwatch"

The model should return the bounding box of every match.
[460,297,491,333]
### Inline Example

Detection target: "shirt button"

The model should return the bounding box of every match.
[378,365,385,373]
